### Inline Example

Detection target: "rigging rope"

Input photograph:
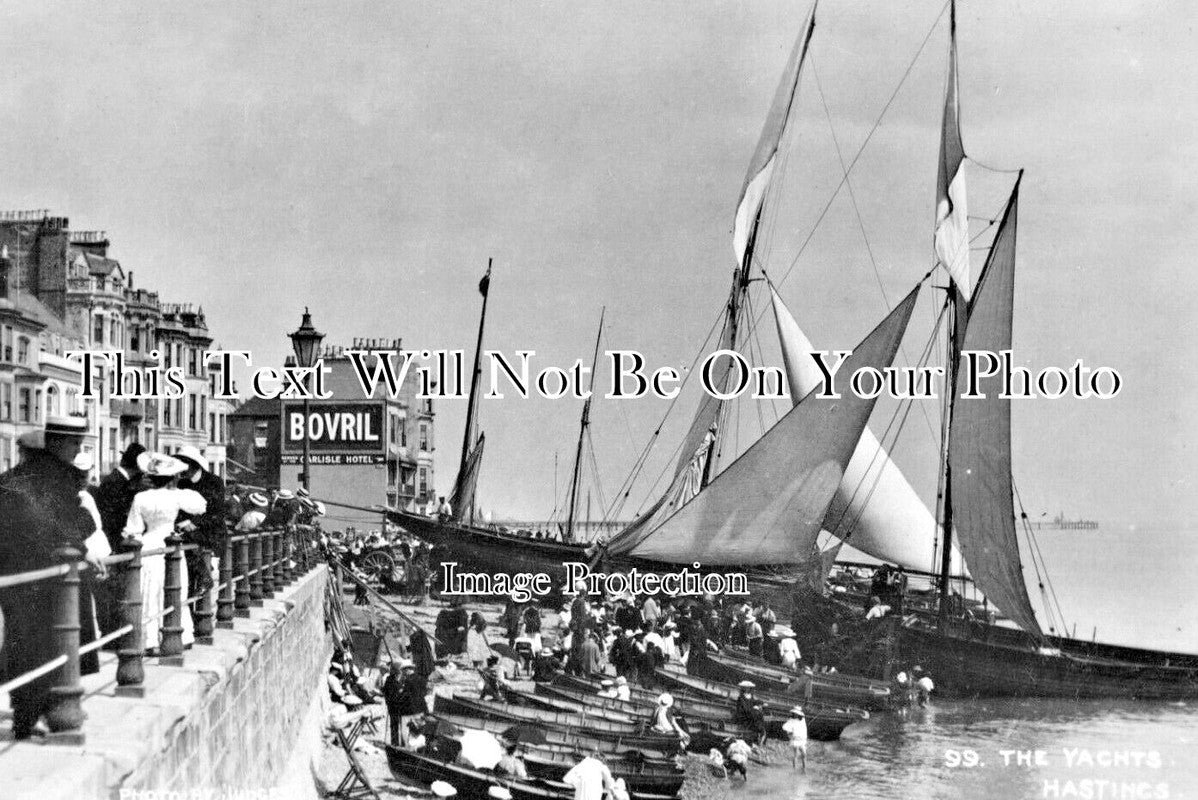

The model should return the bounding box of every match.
[767,0,953,294]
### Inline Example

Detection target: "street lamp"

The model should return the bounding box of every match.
[288,308,325,492]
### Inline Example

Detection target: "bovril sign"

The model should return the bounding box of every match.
[281,402,385,454]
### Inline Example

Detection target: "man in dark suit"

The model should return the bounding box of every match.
[175,446,227,619]
[0,416,101,739]
[90,443,147,635]
[92,443,147,552]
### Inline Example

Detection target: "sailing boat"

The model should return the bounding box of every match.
[763,3,1198,699]
[386,262,594,584]
[386,5,925,590]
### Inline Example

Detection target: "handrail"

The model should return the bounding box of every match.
[0,524,320,743]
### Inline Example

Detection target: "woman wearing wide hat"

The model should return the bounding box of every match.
[122,453,207,650]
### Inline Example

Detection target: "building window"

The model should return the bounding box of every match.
[1,383,11,420]
[130,326,140,352]
[1,326,11,361]
[0,435,10,472]
[188,395,197,430]
[164,398,172,427]
[34,389,41,422]
[17,336,29,365]
[93,315,104,347]
[46,385,59,417]
[419,423,429,451]
[19,388,31,422]
[254,420,268,449]
[189,347,198,376]
[66,387,78,415]
[418,466,429,499]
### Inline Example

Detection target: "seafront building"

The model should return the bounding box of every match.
[0,209,229,476]
[228,338,436,524]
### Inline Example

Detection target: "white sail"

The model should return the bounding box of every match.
[770,286,964,574]
[610,286,919,564]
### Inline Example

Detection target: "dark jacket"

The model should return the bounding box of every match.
[91,467,142,550]
[397,672,428,715]
[0,450,100,699]
[178,470,228,549]
[434,607,469,656]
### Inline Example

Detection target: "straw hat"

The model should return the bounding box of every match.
[790,706,805,717]
[44,415,89,437]
[431,781,457,797]
[276,488,295,500]
[248,492,269,508]
[72,451,94,472]
[737,680,755,689]
[657,693,674,707]
[144,453,187,477]
[175,445,208,470]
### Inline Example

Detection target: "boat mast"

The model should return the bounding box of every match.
[937,295,960,620]
[701,265,750,487]
[565,308,605,542]
[935,0,966,620]
[459,258,492,481]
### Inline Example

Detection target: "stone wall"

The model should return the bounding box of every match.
[0,565,333,800]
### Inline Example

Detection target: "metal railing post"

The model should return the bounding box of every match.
[278,530,292,585]
[234,536,251,618]
[160,535,185,666]
[194,545,215,645]
[217,536,235,629]
[116,539,146,697]
[261,529,275,597]
[249,533,264,607]
[45,545,85,744]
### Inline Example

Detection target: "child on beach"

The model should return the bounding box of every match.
[781,706,808,772]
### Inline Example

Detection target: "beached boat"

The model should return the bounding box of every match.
[533,681,860,743]
[682,651,891,711]
[434,695,683,751]
[385,746,679,800]
[650,669,865,742]
[430,711,680,761]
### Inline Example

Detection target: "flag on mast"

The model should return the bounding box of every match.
[478,262,491,296]
[935,0,971,298]
[732,3,816,273]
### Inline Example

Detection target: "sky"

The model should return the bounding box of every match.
[0,0,1194,532]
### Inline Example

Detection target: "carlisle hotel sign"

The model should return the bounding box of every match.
[280,401,386,466]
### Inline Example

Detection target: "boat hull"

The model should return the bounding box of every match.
[897,622,1198,700]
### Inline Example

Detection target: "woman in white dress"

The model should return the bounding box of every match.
[122,453,207,652]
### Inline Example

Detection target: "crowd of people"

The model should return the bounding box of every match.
[0,415,327,740]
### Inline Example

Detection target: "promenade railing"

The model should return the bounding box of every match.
[0,524,321,744]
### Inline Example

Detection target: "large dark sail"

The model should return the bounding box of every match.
[948,178,1041,636]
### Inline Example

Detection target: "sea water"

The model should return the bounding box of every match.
[740,526,1198,799]
[740,698,1198,799]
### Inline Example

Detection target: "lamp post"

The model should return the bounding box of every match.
[288,308,325,492]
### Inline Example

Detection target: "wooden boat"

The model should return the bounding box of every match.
[683,652,891,711]
[520,750,684,796]
[386,746,679,800]
[430,712,679,761]
[651,669,866,741]
[434,696,684,752]
[532,683,771,740]
[543,671,867,740]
